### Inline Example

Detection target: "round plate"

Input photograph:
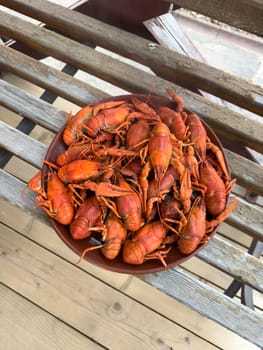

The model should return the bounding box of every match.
[43,94,230,274]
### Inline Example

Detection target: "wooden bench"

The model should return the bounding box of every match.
[0,0,262,348]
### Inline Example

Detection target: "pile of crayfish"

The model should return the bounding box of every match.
[26,89,238,268]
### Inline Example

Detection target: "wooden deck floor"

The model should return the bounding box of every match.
[1,71,262,350]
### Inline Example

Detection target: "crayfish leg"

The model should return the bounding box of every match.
[225,178,237,195]
[98,197,120,219]
[206,198,238,232]
[144,246,171,268]
[130,97,157,116]
[166,88,184,113]
[68,184,85,207]
[76,244,104,264]
[207,141,229,180]
[22,170,46,198]
[139,161,151,214]
[139,144,149,164]
[79,123,97,139]
[92,100,126,116]
[34,199,56,221]
[43,160,59,171]
[162,217,185,233]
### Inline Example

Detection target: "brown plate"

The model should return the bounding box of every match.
[43,94,230,274]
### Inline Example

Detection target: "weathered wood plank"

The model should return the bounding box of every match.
[0,284,103,350]
[1,0,263,116]
[0,121,47,169]
[0,224,217,350]
[0,11,263,153]
[0,45,108,106]
[0,2,262,348]
[139,268,263,348]
[1,199,258,350]
[0,169,46,222]
[225,149,263,196]
[226,198,263,241]
[0,79,65,133]
[197,236,263,293]
[164,0,263,37]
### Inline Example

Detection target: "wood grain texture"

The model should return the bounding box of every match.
[164,0,263,36]
[0,284,103,350]
[197,236,263,293]
[0,45,108,106]
[225,149,263,196]
[0,11,263,153]
[1,0,263,115]
[0,2,262,348]
[226,198,263,241]
[0,121,47,169]
[0,79,65,133]
[0,169,47,222]
[140,268,263,348]
[0,198,259,350]
[0,224,217,350]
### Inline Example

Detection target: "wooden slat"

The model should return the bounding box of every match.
[0,199,258,350]
[1,166,263,294]
[1,79,263,197]
[0,121,47,169]
[0,169,46,222]
[226,198,263,241]
[1,0,263,116]
[0,45,108,106]
[0,11,263,154]
[197,236,263,293]
[164,0,263,37]
[2,53,261,200]
[225,149,263,196]
[0,224,217,350]
[0,79,65,133]
[0,284,103,350]
[0,3,262,347]
[139,268,263,348]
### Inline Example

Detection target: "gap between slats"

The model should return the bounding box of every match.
[0,10,263,153]
[1,0,263,116]
[0,282,104,350]
[139,269,263,348]
[0,196,260,350]
[0,44,109,106]
[0,222,222,350]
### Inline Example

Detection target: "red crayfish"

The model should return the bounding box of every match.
[25,90,238,268]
